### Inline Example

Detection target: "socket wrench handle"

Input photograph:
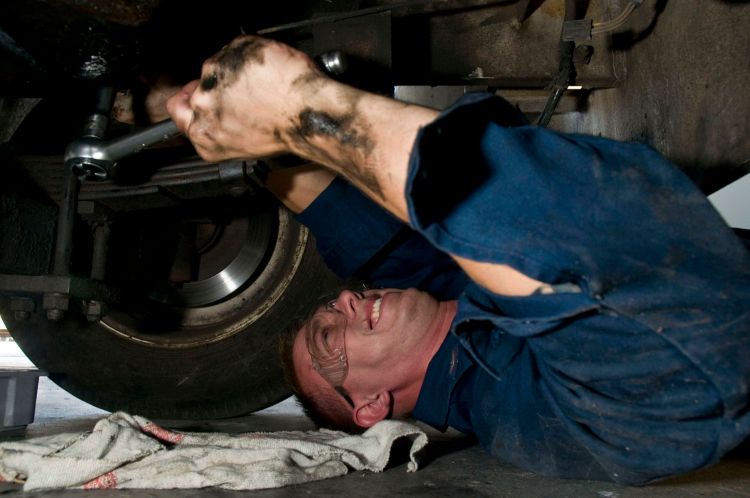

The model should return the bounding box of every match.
[65,119,180,180]
[101,119,180,161]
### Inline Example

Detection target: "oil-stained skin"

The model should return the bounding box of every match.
[201,37,269,91]
[290,106,383,200]
[200,72,220,91]
[298,110,356,147]
[198,38,383,199]
[215,37,266,74]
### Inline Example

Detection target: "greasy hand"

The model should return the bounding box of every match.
[167,36,325,162]
[168,34,435,225]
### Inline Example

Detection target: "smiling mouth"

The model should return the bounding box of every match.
[371,297,382,328]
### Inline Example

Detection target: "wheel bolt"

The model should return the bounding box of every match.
[46,309,65,321]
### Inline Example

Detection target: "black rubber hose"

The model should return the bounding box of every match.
[537,0,580,127]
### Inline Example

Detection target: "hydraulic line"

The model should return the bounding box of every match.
[539,1,644,125]
[591,1,641,35]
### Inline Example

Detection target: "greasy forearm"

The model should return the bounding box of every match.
[276,80,438,221]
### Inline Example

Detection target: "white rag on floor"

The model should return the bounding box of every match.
[0,411,428,491]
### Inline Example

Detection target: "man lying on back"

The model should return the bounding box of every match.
[167,35,750,484]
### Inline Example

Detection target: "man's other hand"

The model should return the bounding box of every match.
[166,36,326,163]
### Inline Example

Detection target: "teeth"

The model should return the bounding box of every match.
[372,297,381,325]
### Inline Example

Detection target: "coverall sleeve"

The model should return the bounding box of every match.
[295,177,468,299]
[405,93,748,295]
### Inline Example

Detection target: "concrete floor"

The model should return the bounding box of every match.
[0,341,749,497]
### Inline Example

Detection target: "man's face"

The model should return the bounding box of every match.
[292,287,443,419]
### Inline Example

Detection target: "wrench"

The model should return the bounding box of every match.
[65,119,180,180]
[65,50,347,181]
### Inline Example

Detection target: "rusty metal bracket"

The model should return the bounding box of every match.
[0,273,125,322]
[0,274,124,302]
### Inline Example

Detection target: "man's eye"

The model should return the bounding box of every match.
[322,327,333,350]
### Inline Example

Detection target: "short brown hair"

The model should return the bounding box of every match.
[278,314,364,433]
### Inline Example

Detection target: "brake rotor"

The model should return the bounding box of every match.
[162,213,274,307]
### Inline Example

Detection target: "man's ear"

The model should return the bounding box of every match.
[352,391,392,428]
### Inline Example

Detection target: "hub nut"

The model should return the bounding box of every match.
[10,297,35,321]
[84,300,106,322]
[43,292,69,322]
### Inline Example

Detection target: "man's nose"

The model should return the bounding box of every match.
[333,290,361,320]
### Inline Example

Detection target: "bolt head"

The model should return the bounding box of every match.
[318,51,348,76]
[10,297,35,314]
[43,293,69,311]
[84,301,105,322]
[229,186,247,197]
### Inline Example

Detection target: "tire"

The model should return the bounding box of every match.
[0,98,340,419]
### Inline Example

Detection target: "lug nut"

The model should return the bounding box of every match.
[10,297,35,322]
[43,292,69,322]
[46,309,65,321]
[84,300,106,322]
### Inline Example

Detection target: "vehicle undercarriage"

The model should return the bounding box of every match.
[0,0,748,418]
